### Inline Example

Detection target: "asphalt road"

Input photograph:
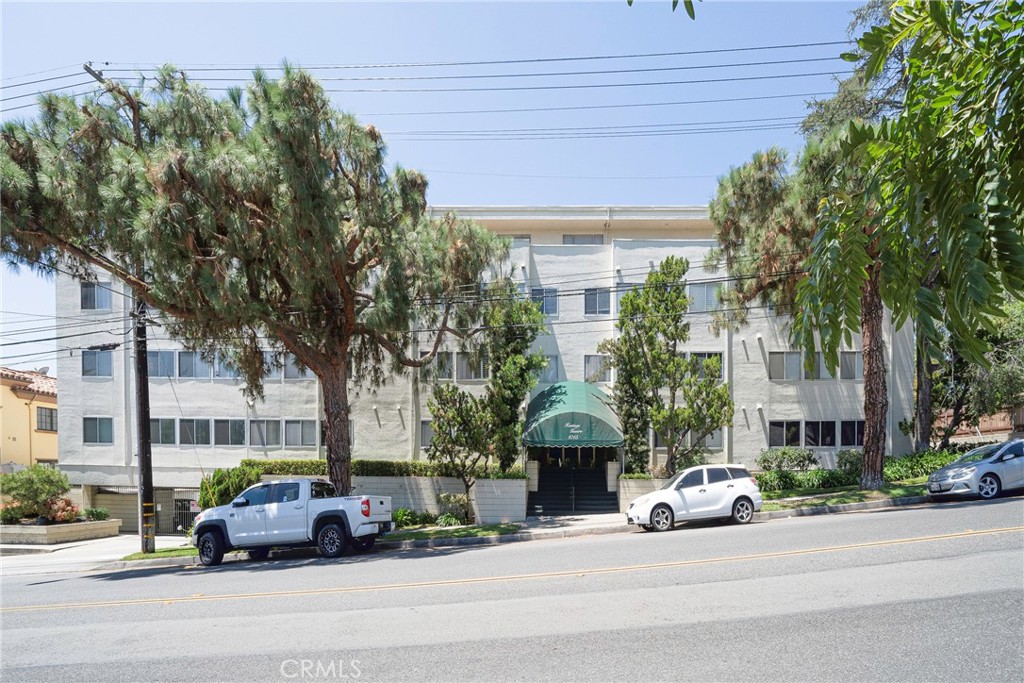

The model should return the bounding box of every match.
[2,497,1022,682]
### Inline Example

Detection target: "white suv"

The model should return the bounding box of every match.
[626,464,763,531]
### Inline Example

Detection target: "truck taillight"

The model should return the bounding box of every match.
[361,499,371,517]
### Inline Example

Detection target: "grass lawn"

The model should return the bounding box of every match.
[122,546,200,561]
[385,523,520,542]
[761,476,928,501]
[761,481,928,511]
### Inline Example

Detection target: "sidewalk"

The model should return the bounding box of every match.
[1,495,934,575]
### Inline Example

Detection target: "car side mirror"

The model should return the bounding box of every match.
[231,498,248,508]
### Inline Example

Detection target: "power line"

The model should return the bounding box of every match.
[2,63,82,84]
[421,169,719,180]
[1,81,101,103]
[391,122,800,142]
[386,115,806,136]
[1,71,91,89]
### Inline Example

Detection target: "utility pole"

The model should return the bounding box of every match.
[83,62,155,553]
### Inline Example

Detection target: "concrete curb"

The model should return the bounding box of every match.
[86,494,933,571]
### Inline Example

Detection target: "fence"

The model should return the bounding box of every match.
[91,486,201,535]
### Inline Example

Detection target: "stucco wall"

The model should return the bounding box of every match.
[0,383,58,467]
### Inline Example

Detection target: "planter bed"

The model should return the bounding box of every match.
[0,519,122,544]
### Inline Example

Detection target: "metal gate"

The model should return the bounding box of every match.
[171,488,201,535]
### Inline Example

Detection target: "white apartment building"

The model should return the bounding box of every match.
[55,206,915,514]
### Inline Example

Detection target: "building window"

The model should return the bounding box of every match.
[698,428,724,451]
[456,351,489,381]
[768,351,802,381]
[177,351,211,379]
[179,419,211,446]
[841,420,865,447]
[419,420,434,450]
[805,420,837,447]
[150,418,176,445]
[319,420,354,448]
[562,234,603,245]
[36,407,57,432]
[213,354,240,379]
[540,355,559,384]
[688,282,722,313]
[262,351,281,380]
[213,419,246,446]
[82,350,113,377]
[83,417,113,444]
[420,350,453,381]
[531,287,558,316]
[584,354,611,383]
[80,282,112,310]
[285,420,318,447]
[769,421,801,447]
[584,288,611,315]
[284,354,313,379]
[692,352,723,380]
[510,234,532,247]
[804,352,834,380]
[249,420,281,447]
[615,283,640,313]
[840,351,864,380]
[147,351,175,378]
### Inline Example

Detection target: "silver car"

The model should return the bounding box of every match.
[927,439,1024,500]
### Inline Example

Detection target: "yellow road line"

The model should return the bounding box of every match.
[4,526,1021,613]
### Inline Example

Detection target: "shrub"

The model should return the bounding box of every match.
[242,459,326,476]
[45,497,79,523]
[883,449,959,482]
[392,507,415,528]
[352,460,437,477]
[757,447,817,472]
[199,463,262,508]
[794,469,858,490]
[437,492,470,523]
[836,449,863,475]
[754,470,798,492]
[83,507,110,521]
[435,513,463,527]
[1,504,24,525]
[619,473,654,480]
[0,465,71,518]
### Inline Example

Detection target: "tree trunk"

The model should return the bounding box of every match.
[320,360,353,495]
[913,333,934,451]
[860,265,888,490]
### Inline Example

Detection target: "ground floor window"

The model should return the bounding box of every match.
[841,420,865,447]
[769,421,801,447]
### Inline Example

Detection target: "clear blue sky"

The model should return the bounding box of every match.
[1,0,859,372]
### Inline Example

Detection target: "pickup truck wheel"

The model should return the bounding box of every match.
[317,523,346,558]
[198,531,224,567]
[350,535,375,553]
[248,548,270,561]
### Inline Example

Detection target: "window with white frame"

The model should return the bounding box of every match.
[213,419,246,446]
[213,354,240,379]
[531,287,558,315]
[562,234,603,245]
[83,417,113,444]
[804,420,837,447]
[82,350,113,377]
[584,354,611,383]
[179,419,211,446]
[177,351,210,379]
[769,421,801,447]
[420,350,454,381]
[419,420,434,450]
[456,351,489,381]
[840,351,864,380]
[36,407,57,432]
[80,282,112,310]
[584,288,611,315]
[147,351,175,378]
[688,282,722,313]
[768,351,802,381]
[840,420,865,447]
[285,420,318,447]
[150,418,176,445]
[692,352,723,380]
[804,352,834,380]
[540,355,559,383]
[284,354,312,379]
[697,428,724,451]
[262,351,281,380]
[249,419,281,447]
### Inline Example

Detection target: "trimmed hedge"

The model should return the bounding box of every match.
[753,448,963,493]
[757,447,817,472]
[882,449,959,482]
[619,473,654,480]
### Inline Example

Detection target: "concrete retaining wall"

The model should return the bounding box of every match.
[618,478,670,513]
[0,518,122,544]
[472,479,528,524]
[348,476,465,514]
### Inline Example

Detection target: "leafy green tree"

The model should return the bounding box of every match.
[0,465,71,518]
[599,256,734,475]
[793,0,1024,487]
[1,67,504,495]
[425,384,490,522]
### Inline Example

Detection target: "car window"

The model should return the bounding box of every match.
[268,482,300,504]
[311,481,336,499]
[679,469,704,488]
[727,467,752,479]
[955,444,1002,463]
[706,467,730,484]
[1001,442,1024,459]
[241,485,268,506]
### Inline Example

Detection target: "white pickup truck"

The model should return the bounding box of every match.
[191,478,393,566]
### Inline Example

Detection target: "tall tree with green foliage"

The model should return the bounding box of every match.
[599,256,734,475]
[0,66,505,494]
[793,0,1024,488]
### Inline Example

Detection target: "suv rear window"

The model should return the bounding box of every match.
[706,467,730,484]
[727,467,753,479]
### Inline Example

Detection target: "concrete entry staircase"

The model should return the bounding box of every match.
[528,464,618,515]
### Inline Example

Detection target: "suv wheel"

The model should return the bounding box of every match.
[248,547,270,561]
[317,523,346,558]
[198,531,224,567]
[350,535,375,553]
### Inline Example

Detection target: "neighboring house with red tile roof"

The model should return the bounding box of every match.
[0,366,58,470]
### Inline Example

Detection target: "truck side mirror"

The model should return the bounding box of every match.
[231,498,249,508]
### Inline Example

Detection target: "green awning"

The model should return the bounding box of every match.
[523,381,624,447]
